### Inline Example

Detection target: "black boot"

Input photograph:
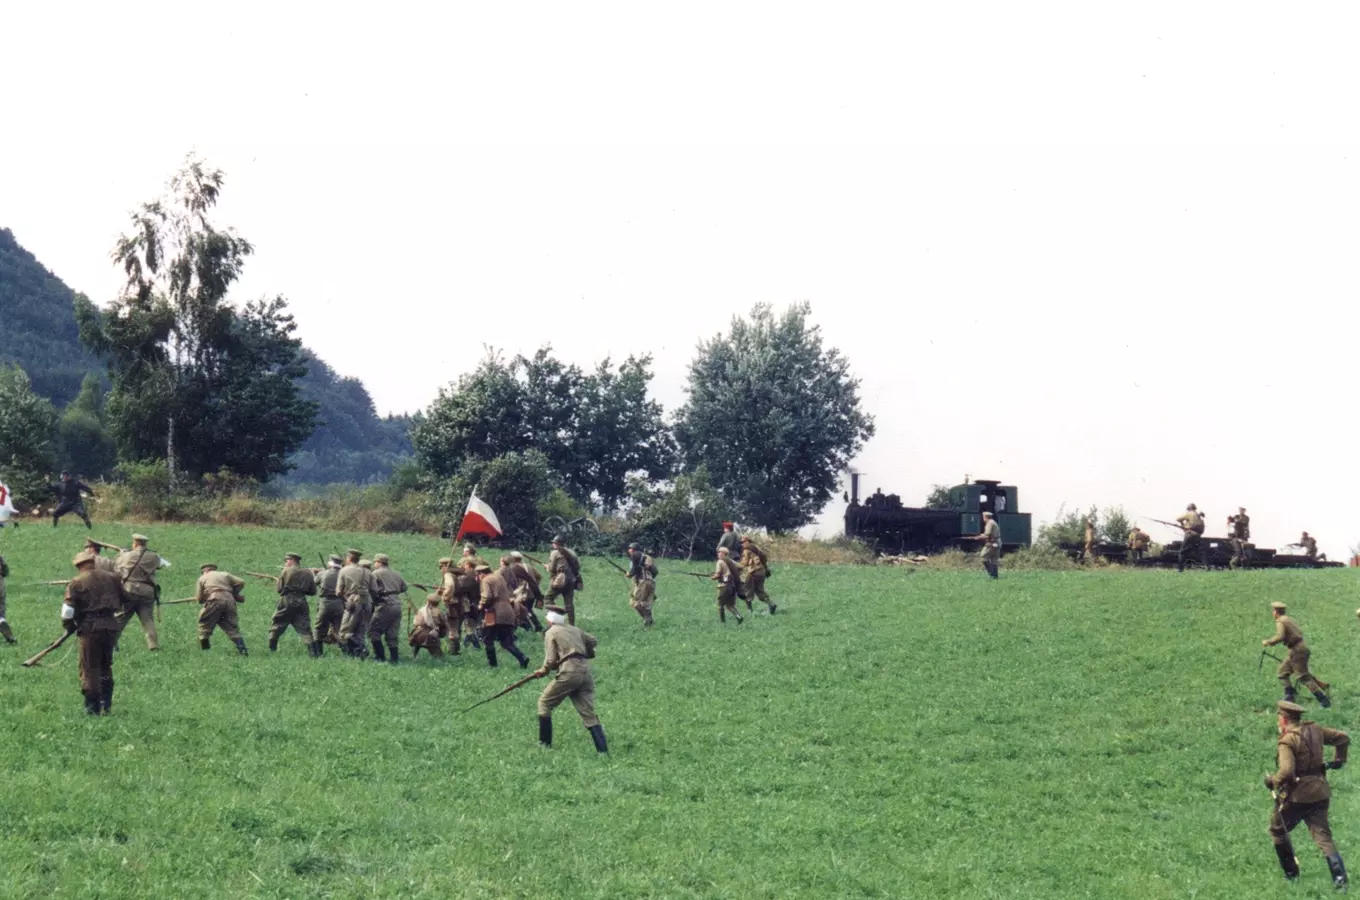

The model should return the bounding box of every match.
[1313,688,1333,709]
[529,612,543,632]
[1327,853,1348,889]
[200,637,211,650]
[268,635,279,652]
[83,692,101,715]
[589,723,609,754]
[233,637,248,656]
[486,643,498,667]
[1284,685,1298,703]
[387,643,398,664]
[372,640,386,661]
[310,641,322,658]
[538,715,553,747]
[1275,842,1301,881]
[101,681,113,715]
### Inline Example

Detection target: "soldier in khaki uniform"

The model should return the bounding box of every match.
[84,539,118,574]
[475,563,529,668]
[1264,699,1349,888]
[409,592,449,658]
[1228,507,1251,569]
[544,535,583,626]
[195,564,248,654]
[1174,503,1205,572]
[1264,601,1332,707]
[739,535,776,614]
[532,604,607,752]
[978,511,1002,578]
[0,550,13,644]
[336,550,373,658]
[625,543,657,627]
[1300,532,1320,564]
[313,555,344,650]
[506,551,544,631]
[1126,527,1151,563]
[114,533,165,650]
[269,552,317,655]
[367,553,407,664]
[711,547,745,624]
[435,558,464,655]
[1082,517,1097,564]
[62,549,126,714]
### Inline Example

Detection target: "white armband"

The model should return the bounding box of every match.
[61,603,76,620]
[159,558,171,568]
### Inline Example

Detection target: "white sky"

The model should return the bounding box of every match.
[2,3,1358,557]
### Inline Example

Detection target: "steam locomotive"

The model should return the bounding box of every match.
[842,474,1032,554]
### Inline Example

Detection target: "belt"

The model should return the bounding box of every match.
[560,653,587,664]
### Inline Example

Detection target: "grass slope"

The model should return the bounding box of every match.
[1,522,1358,899]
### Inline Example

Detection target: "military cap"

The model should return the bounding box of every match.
[718,547,730,555]
[1271,601,1288,611]
[1187,503,1197,510]
[740,534,752,542]
[131,533,149,543]
[373,553,390,564]
[285,552,302,561]
[359,559,372,569]
[462,544,476,553]
[347,548,363,558]
[328,555,343,566]
[628,542,642,551]
[552,534,566,544]
[200,563,217,571]
[1277,700,1305,718]
[474,563,492,573]
[437,556,453,566]
[544,604,567,615]
[510,551,523,559]
[72,548,97,566]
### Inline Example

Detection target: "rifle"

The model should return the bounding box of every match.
[1146,517,1187,531]
[683,571,714,579]
[1259,649,1284,671]
[522,553,547,569]
[89,540,125,553]
[22,630,74,667]
[245,571,279,582]
[411,582,433,592]
[460,671,544,714]
[161,597,200,606]
[601,556,628,576]
[31,580,71,586]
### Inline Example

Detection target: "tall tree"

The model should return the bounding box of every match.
[57,373,117,479]
[76,155,316,483]
[673,302,875,532]
[0,364,60,502]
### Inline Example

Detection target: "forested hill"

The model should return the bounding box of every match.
[0,227,102,404]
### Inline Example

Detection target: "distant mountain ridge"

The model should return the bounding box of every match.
[0,226,411,485]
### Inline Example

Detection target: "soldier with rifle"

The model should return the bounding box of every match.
[336,550,372,658]
[475,562,530,669]
[1300,531,1321,564]
[0,548,13,645]
[625,542,657,628]
[409,591,449,658]
[532,604,608,753]
[740,535,776,614]
[313,555,344,650]
[195,564,249,654]
[1264,699,1349,888]
[85,538,119,574]
[62,548,126,714]
[1174,503,1206,572]
[544,535,583,626]
[1228,507,1251,569]
[1264,601,1332,707]
[962,511,1003,578]
[506,551,544,632]
[268,553,318,656]
[367,553,407,663]
[114,533,167,651]
[711,547,745,625]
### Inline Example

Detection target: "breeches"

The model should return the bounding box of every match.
[78,628,117,694]
[368,601,401,643]
[630,580,655,612]
[537,665,599,727]
[118,597,160,648]
[314,599,344,641]
[1278,645,1316,684]
[198,598,242,640]
[716,582,738,607]
[339,599,372,641]
[743,572,769,602]
[1270,799,1337,856]
[270,596,313,641]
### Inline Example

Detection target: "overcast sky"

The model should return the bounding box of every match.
[2,3,1357,557]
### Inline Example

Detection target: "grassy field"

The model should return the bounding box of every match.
[1,522,1358,899]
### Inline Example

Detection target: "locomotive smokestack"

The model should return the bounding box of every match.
[850,472,860,504]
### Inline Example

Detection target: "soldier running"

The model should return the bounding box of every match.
[475,563,529,669]
[49,472,93,528]
[711,547,745,624]
[1265,699,1349,888]
[544,535,583,626]
[625,542,657,628]
[532,604,608,753]
[1264,601,1332,708]
[114,533,166,650]
[739,535,776,614]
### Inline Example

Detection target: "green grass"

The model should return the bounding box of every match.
[1,521,1358,898]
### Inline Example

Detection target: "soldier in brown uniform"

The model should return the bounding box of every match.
[114,533,164,650]
[269,553,317,655]
[1126,526,1151,563]
[506,551,544,632]
[336,550,373,658]
[475,563,529,668]
[195,564,248,654]
[544,536,583,626]
[62,549,126,714]
[0,550,13,644]
[1228,507,1251,569]
[313,555,345,651]
[1174,503,1205,572]
[1264,601,1332,707]
[1082,517,1097,564]
[1264,699,1349,888]
[84,538,118,574]
[435,558,465,655]
[533,604,607,753]
[739,535,776,614]
[368,553,407,664]
[1301,532,1320,564]
[625,543,657,627]
[711,547,745,624]
[409,592,449,658]
[979,511,1002,579]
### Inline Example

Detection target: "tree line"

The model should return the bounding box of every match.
[0,156,876,546]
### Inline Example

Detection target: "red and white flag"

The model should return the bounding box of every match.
[455,487,502,542]
[0,481,15,523]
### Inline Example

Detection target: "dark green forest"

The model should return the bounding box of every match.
[0,228,103,404]
[0,227,410,486]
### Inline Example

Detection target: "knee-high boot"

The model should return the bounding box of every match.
[1327,853,1348,889]
[538,715,553,747]
[1274,842,1300,881]
[588,723,608,753]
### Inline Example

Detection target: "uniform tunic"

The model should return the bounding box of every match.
[1266,615,1326,690]
[1267,720,1350,855]
[713,557,742,607]
[336,563,373,645]
[65,568,125,696]
[741,543,771,606]
[195,570,246,641]
[627,552,656,622]
[115,546,163,648]
[314,566,344,643]
[536,622,600,727]
[545,547,582,622]
[409,597,449,655]
[368,566,407,645]
[270,564,316,644]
